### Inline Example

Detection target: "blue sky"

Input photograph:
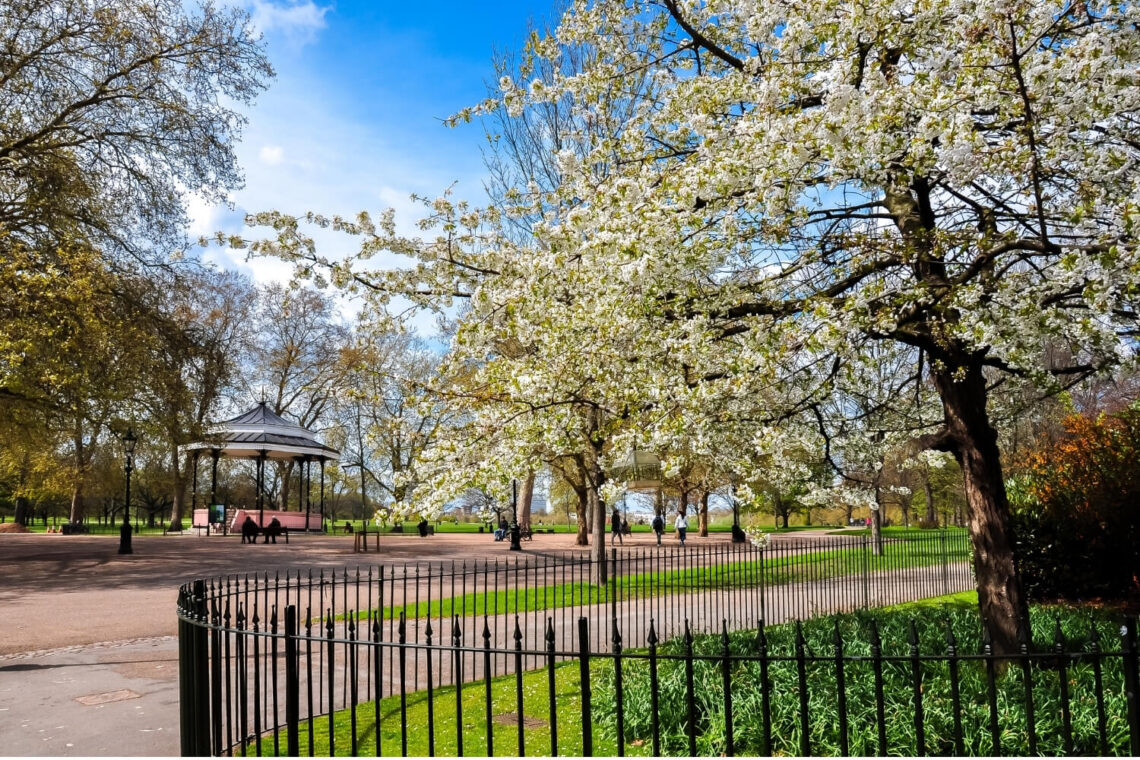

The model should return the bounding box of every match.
[195,0,561,285]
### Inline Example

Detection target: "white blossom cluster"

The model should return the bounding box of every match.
[242,0,1140,525]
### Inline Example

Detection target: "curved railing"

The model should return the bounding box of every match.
[178,533,1140,758]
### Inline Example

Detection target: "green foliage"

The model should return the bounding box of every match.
[593,604,1132,756]
[1010,405,1140,600]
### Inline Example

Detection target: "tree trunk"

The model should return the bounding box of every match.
[698,491,709,537]
[278,461,293,510]
[168,448,189,530]
[575,488,589,546]
[588,485,607,585]
[932,361,1029,656]
[924,472,936,524]
[519,470,535,529]
[871,485,884,556]
[14,496,31,526]
[68,427,85,524]
[871,506,884,556]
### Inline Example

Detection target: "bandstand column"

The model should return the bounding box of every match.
[319,457,326,533]
[303,456,312,531]
[191,452,200,514]
[210,449,221,535]
[257,451,267,526]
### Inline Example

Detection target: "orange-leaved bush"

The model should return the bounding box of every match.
[1009,404,1140,601]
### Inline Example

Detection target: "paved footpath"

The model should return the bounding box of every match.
[0,528,918,756]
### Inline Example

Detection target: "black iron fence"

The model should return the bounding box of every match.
[174,531,1139,756]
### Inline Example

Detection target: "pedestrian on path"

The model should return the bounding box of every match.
[652,512,665,546]
[674,511,688,545]
[611,508,624,545]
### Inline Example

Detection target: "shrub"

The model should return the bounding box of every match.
[592,605,1131,756]
[1009,404,1140,601]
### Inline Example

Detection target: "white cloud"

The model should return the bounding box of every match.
[186,194,222,238]
[259,145,284,165]
[247,1,330,46]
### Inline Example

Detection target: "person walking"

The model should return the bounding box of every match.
[674,511,688,546]
[611,508,624,545]
[651,512,665,546]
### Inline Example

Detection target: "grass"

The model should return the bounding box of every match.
[251,594,1131,757]
[245,657,641,757]
[351,534,971,623]
[13,521,173,535]
[844,525,970,538]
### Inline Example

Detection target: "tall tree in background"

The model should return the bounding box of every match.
[142,269,256,529]
[0,0,271,261]
[0,244,154,523]
[251,285,349,508]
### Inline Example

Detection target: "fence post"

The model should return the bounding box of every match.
[578,616,594,757]
[795,621,810,757]
[546,617,558,756]
[209,596,223,757]
[684,621,697,757]
[940,530,950,595]
[1124,616,1140,757]
[178,588,194,757]
[649,620,661,757]
[191,579,210,756]
[861,534,870,609]
[285,605,299,757]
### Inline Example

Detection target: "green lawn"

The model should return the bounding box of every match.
[352,534,970,622]
[252,594,1130,757]
[244,657,634,757]
[13,521,173,535]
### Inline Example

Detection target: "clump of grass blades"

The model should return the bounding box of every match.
[592,604,1133,756]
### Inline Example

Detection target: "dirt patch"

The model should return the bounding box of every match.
[0,523,30,533]
[111,660,177,680]
[74,689,142,706]
[493,712,547,729]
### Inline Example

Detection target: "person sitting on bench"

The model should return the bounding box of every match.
[494,519,508,541]
[241,516,259,544]
[262,517,283,544]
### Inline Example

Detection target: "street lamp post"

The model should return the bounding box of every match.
[119,427,137,555]
[509,479,522,551]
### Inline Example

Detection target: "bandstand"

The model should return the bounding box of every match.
[182,402,340,533]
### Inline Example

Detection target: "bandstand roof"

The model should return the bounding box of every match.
[182,402,340,461]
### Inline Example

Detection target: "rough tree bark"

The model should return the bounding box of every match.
[871,485,884,556]
[167,448,190,530]
[68,426,85,524]
[930,361,1030,656]
[518,470,535,529]
[588,485,607,585]
[698,490,709,537]
[575,487,589,545]
[923,468,936,524]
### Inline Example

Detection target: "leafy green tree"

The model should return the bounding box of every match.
[0,0,271,260]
